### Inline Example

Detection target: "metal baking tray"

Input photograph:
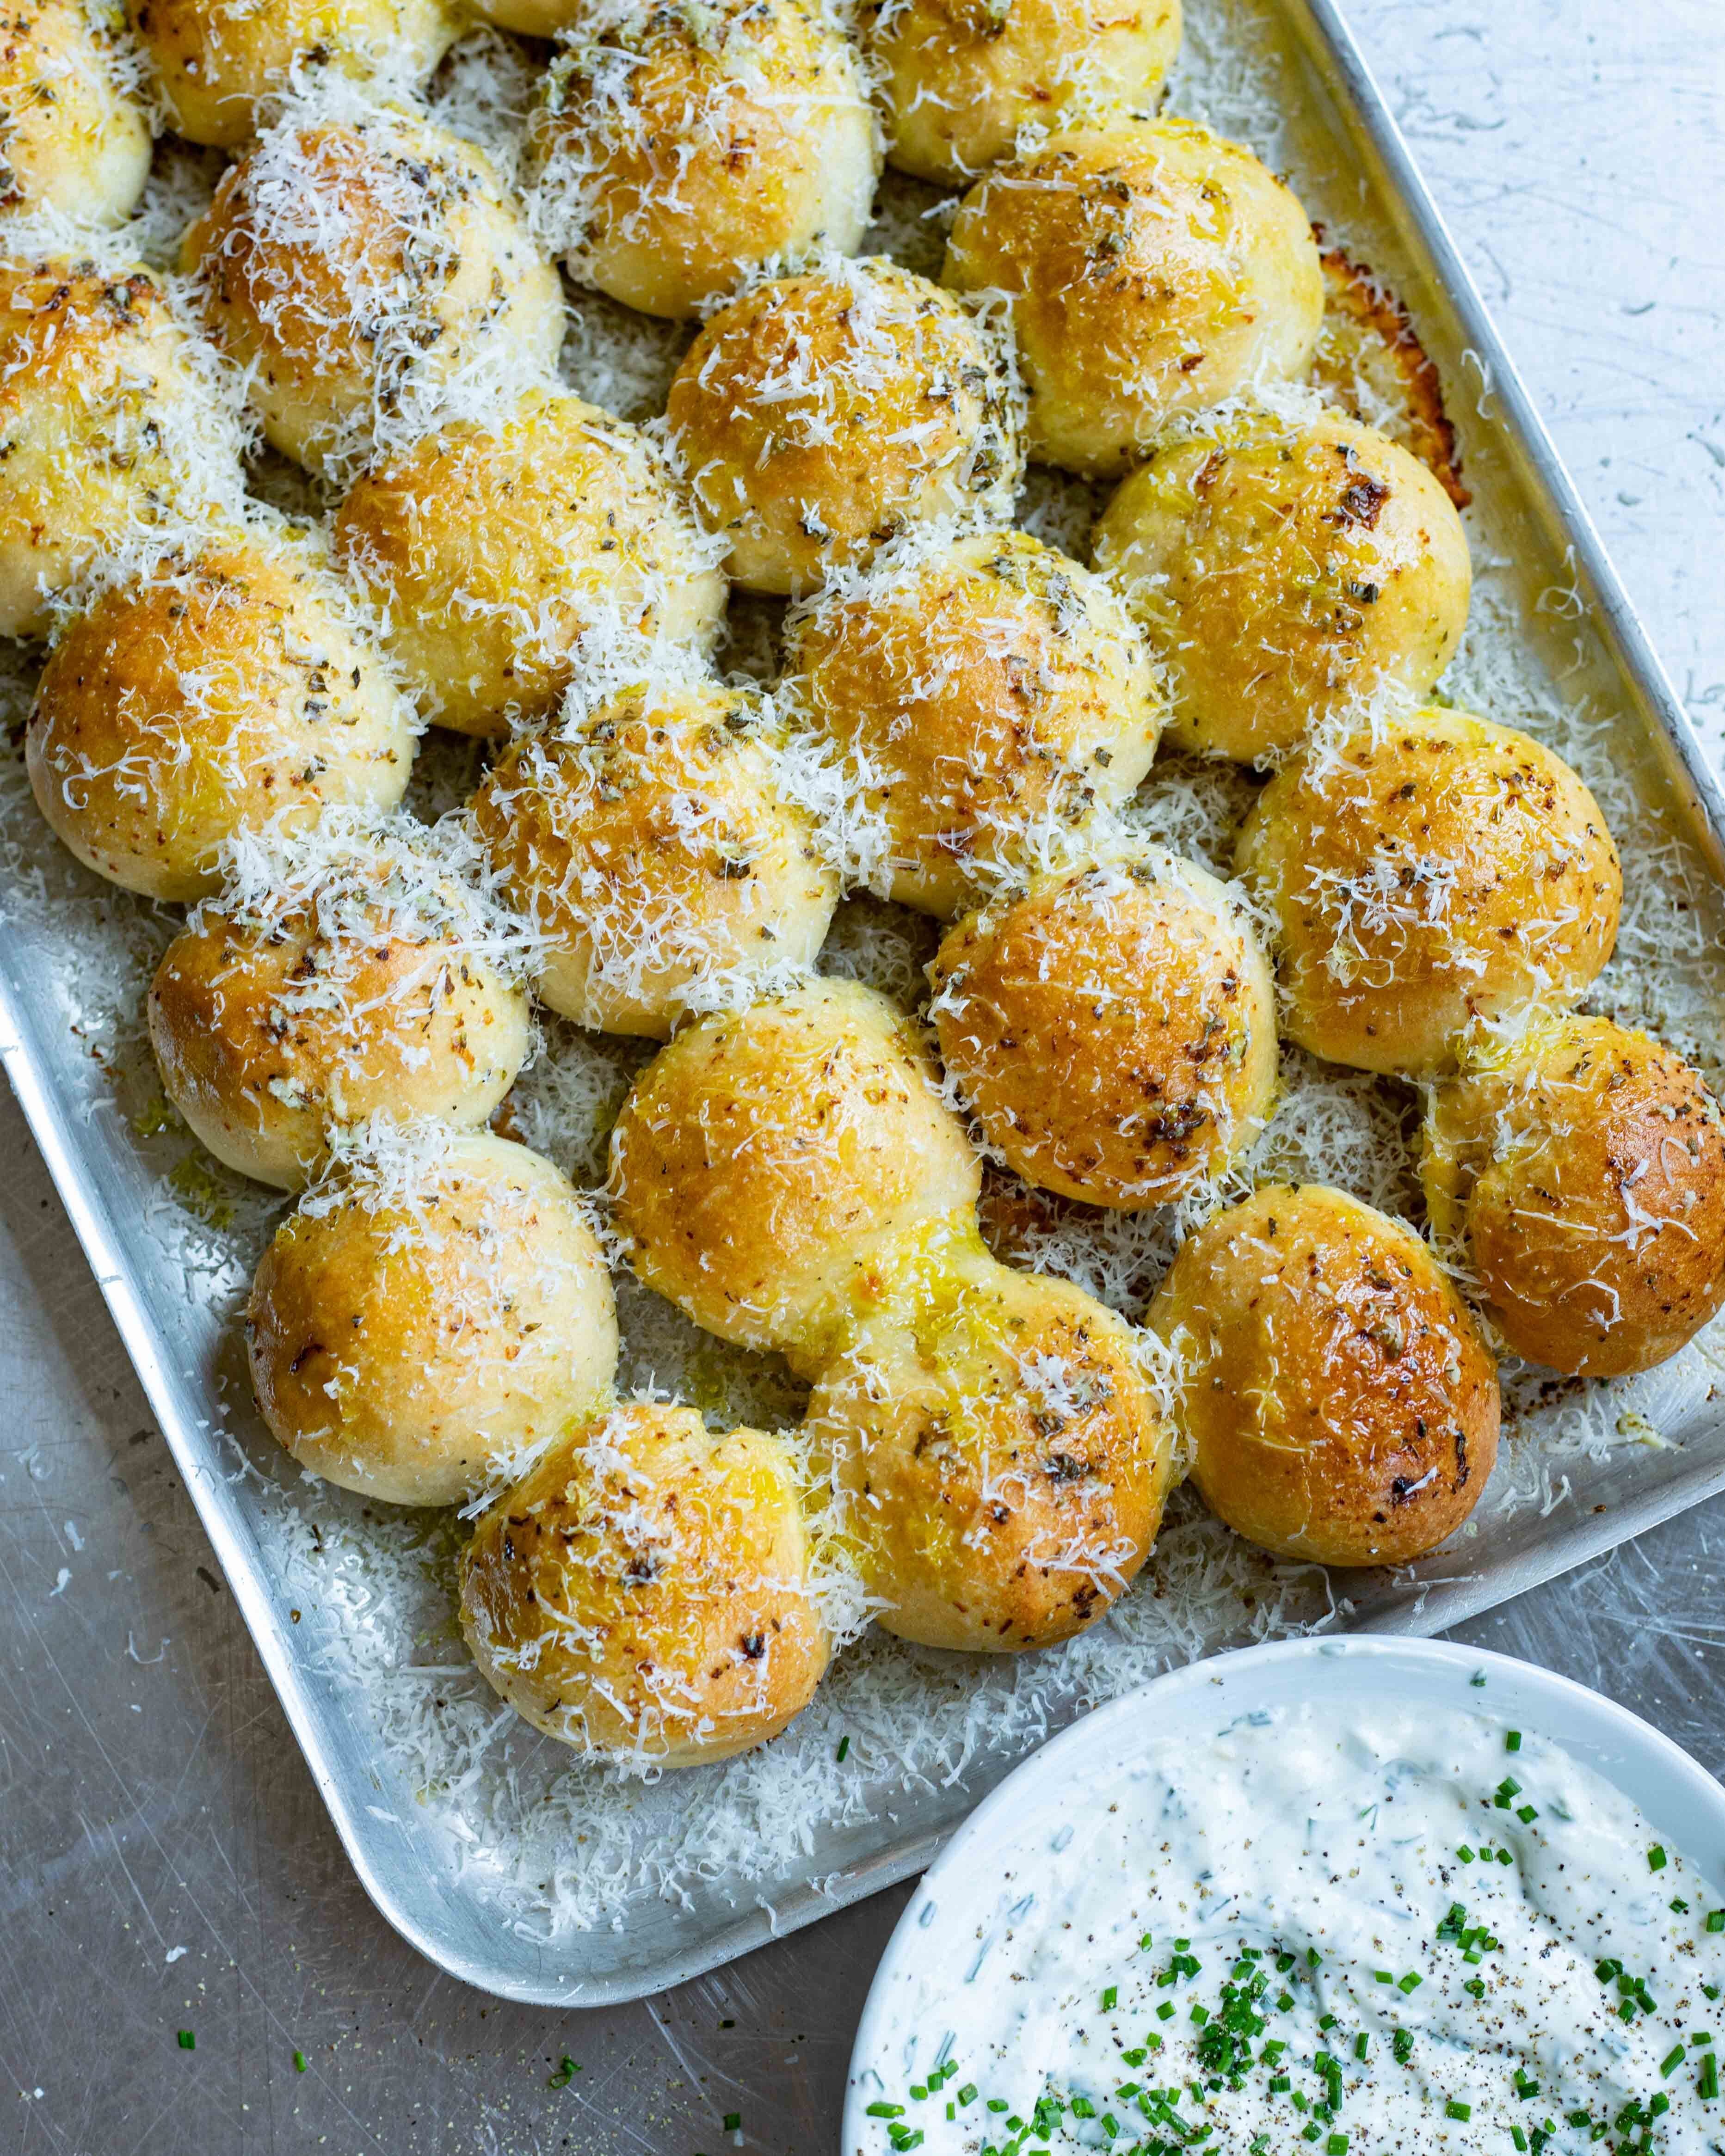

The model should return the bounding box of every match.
[4,0,1725,2008]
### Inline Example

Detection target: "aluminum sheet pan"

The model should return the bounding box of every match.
[3,0,1724,2008]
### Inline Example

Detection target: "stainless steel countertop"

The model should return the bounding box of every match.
[5,4,1725,2150]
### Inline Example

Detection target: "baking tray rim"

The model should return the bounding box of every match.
[4,0,1724,2010]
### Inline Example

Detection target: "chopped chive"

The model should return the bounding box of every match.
[1707,1911,1725,1933]
[1101,1985,1118,2011]
[1398,1973,1423,1995]
[1649,1846,1669,1873]
[866,2103,904,2118]
[293,2052,306,2074]
[1354,2033,1369,2062]
[1517,1805,1539,1824]
[1505,1731,1522,1752]
[1457,1845,1475,1863]
[723,2112,741,2131]
[176,2031,195,2052]
[1446,2100,1472,2121]
[836,1735,850,1762]
[1662,2046,1687,2077]
[958,2085,977,2107]
[1701,2054,1720,2101]
[1392,2031,1414,2064]
[1673,1898,1691,1914]
[1512,2131,1528,2151]
[548,2057,581,2088]
[1374,1971,1394,1986]
[1497,1849,1514,1866]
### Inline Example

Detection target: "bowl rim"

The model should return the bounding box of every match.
[841,1633,1725,2147]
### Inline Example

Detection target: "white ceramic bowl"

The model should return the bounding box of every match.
[842,1634,1725,2150]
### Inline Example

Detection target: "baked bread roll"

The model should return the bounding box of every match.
[1092,406,1472,764]
[148,814,533,1188]
[460,1402,828,1765]
[128,0,456,148]
[779,526,1162,916]
[805,1233,1175,1650]
[0,257,242,638]
[1236,706,1621,1075]
[332,388,725,736]
[530,0,877,319]
[471,679,838,1037]
[27,529,415,900]
[1148,1183,1500,1566]
[665,258,1023,595]
[609,977,981,1362]
[247,1129,617,1506]
[0,0,151,223]
[931,848,1277,1206]
[943,120,1323,477]
[864,0,1181,185]
[1422,1012,1725,1377]
[181,109,564,479]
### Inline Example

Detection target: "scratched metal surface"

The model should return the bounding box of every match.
[2,0,1724,2149]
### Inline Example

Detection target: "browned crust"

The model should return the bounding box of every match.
[1314,228,1470,510]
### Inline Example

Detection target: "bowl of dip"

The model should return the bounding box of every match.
[843,1635,1725,2156]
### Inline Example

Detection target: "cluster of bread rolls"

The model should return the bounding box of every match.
[4,0,1722,1779]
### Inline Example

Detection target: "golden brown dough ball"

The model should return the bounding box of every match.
[780,527,1162,915]
[665,258,1023,596]
[332,388,725,736]
[865,0,1181,185]
[460,1401,828,1764]
[1091,407,1472,765]
[1421,1012,1725,1378]
[609,977,981,1361]
[27,531,416,901]
[471,680,838,1038]
[181,110,564,480]
[128,0,456,149]
[1148,1183,1499,1567]
[1235,706,1621,1075]
[930,848,1277,1206]
[0,0,151,222]
[247,1129,618,1507]
[0,258,242,638]
[943,120,1323,478]
[148,818,533,1188]
[806,1233,1175,1650]
[530,0,878,320]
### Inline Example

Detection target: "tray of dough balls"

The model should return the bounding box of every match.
[0,0,1722,2004]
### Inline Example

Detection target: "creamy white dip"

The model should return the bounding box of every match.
[851,1703,1725,2156]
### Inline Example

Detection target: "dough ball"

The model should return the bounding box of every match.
[460,1401,827,1766]
[181,110,564,479]
[1235,706,1621,1075]
[27,530,416,901]
[931,848,1277,1206]
[471,679,838,1037]
[608,977,981,1361]
[780,526,1162,915]
[0,0,151,222]
[805,1235,1175,1650]
[128,0,456,148]
[530,0,878,319]
[148,818,533,1188]
[865,0,1181,185]
[0,257,242,638]
[332,388,725,736]
[1091,406,1472,765]
[247,1129,618,1507]
[1148,1183,1500,1566]
[665,258,1023,596]
[1422,1012,1725,1378]
[943,120,1323,478]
